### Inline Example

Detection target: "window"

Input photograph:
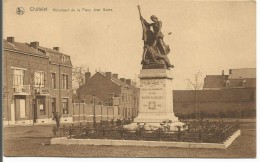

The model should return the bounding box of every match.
[34,72,45,87]
[62,98,69,114]
[51,73,56,89]
[13,69,24,86]
[38,98,46,115]
[62,56,65,63]
[62,74,69,89]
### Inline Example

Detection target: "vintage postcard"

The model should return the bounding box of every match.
[2,0,256,159]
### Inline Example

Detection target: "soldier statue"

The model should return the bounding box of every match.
[138,5,174,69]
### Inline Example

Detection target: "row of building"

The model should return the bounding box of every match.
[173,68,256,118]
[2,37,140,125]
[3,37,73,125]
[2,36,256,125]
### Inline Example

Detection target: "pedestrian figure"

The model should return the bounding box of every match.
[52,111,60,128]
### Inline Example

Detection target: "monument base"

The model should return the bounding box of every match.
[123,121,185,131]
[135,69,178,122]
[134,112,178,123]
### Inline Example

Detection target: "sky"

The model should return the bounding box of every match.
[3,0,256,90]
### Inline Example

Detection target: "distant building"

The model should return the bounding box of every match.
[3,37,73,125]
[173,68,256,118]
[76,72,139,119]
[203,68,256,90]
[173,89,255,118]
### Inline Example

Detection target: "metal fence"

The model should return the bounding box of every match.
[53,120,240,143]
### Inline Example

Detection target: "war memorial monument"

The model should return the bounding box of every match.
[124,6,184,130]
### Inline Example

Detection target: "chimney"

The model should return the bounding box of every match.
[105,72,112,80]
[112,74,118,79]
[7,37,14,44]
[120,78,126,82]
[53,47,60,51]
[126,79,132,85]
[30,41,39,49]
[85,72,91,83]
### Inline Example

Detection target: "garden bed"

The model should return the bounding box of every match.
[52,119,239,144]
[51,129,241,149]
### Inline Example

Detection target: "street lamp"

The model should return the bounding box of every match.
[92,95,96,127]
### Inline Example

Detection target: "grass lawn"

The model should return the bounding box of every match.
[3,121,256,158]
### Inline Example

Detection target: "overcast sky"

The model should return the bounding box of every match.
[4,0,256,90]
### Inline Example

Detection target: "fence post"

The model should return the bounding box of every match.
[85,125,88,139]
[69,126,72,138]
[73,103,74,123]
[83,102,85,122]
[107,106,109,121]
[79,122,82,134]
[63,125,65,137]
[52,126,57,138]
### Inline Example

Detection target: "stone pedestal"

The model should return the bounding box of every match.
[134,69,178,123]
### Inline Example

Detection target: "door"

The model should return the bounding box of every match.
[15,97,26,120]
[20,99,26,118]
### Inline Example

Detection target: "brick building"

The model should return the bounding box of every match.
[173,68,256,118]
[3,37,73,125]
[203,68,256,90]
[76,72,139,119]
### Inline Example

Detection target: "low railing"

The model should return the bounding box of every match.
[13,85,30,94]
[52,120,240,143]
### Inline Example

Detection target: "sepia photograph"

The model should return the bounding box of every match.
[2,0,256,159]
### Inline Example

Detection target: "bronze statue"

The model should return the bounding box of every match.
[138,5,174,69]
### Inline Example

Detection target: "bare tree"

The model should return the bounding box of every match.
[186,71,203,119]
[72,64,89,90]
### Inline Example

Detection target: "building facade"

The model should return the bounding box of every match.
[76,72,139,119]
[173,68,256,118]
[203,68,256,90]
[3,37,73,125]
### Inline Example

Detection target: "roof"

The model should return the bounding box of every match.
[229,68,256,79]
[3,40,47,57]
[203,75,229,89]
[173,89,255,102]
[98,72,129,87]
[38,46,72,66]
[203,68,256,89]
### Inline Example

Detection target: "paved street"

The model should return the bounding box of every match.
[3,121,256,158]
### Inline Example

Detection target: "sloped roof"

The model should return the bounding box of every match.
[229,68,256,79]
[38,46,72,66]
[3,40,47,57]
[173,89,255,102]
[203,75,229,89]
[98,72,129,87]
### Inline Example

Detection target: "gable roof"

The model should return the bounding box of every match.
[38,46,72,67]
[229,68,256,79]
[97,72,129,87]
[4,40,47,57]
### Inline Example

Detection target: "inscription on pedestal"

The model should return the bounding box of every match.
[140,79,165,112]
